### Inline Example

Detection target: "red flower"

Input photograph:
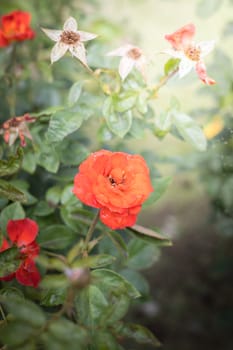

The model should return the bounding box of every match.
[0,10,35,47]
[0,218,41,288]
[73,150,153,229]
[0,113,36,147]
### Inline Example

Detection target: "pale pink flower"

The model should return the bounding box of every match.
[107,44,147,80]
[41,17,97,66]
[164,23,216,85]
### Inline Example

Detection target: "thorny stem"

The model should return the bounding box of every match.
[84,209,100,248]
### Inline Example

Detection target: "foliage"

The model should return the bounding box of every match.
[0,0,218,349]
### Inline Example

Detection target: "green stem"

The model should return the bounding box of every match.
[0,304,6,322]
[148,67,179,99]
[84,209,100,247]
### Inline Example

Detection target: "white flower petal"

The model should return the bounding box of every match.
[63,17,78,32]
[198,40,215,58]
[69,43,88,67]
[162,49,184,59]
[78,30,97,42]
[119,56,135,80]
[178,58,195,78]
[107,44,134,57]
[41,28,62,42]
[135,56,147,80]
[50,42,68,63]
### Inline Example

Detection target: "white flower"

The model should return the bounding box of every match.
[41,17,97,67]
[107,44,147,80]
[164,23,216,85]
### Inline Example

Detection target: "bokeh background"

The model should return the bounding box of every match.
[101,1,233,349]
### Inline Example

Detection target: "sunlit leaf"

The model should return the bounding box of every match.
[67,82,82,106]
[172,111,207,151]
[105,111,132,137]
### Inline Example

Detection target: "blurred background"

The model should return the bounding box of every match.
[110,1,233,350]
[0,0,233,349]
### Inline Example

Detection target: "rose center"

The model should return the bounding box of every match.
[127,48,142,60]
[108,168,125,187]
[60,31,80,45]
[184,46,201,61]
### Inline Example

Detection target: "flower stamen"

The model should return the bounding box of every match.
[127,47,142,60]
[184,46,201,61]
[60,30,80,45]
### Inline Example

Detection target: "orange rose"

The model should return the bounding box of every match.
[73,150,153,229]
[0,10,35,47]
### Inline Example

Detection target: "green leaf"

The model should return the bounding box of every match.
[129,118,145,139]
[144,176,172,206]
[196,0,222,17]
[136,91,148,114]
[0,202,25,234]
[47,319,88,347]
[72,254,116,269]
[0,148,23,177]
[126,239,160,270]
[114,92,137,112]
[46,110,83,143]
[154,111,172,135]
[164,58,180,75]
[76,285,109,327]
[22,151,37,174]
[33,105,63,117]
[33,200,55,216]
[40,275,69,289]
[37,224,76,250]
[128,224,172,247]
[92,268,140,299]
[9,180,37,206]
[0,295,46,327]
[92,330,124,350]
[173,111,207,151]
[60,143,89,166]
[120,269,150,296]
[38,148,59,173]
[0,179,27,203]
[67,82,82,106]
[105,111,132,138]
[117,322,161,347]
[46,186,62,206]
[106,230,128,257]
[40,287,67,306]
[0,321,35,347]
[0,246,20,277]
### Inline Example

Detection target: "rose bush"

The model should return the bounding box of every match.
[0,1,218,349]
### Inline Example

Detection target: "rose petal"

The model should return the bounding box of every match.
[196,61,216,85]
[165,23,195,50]
[63,17,77,32]
[69,42,88,66]
[7,218,39,247]
[50,41,68,63]
[78,30,97,42]
[41,28,62,42]
[119,56,135,80]
[100,207,137,229]
[16,259,41,288]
